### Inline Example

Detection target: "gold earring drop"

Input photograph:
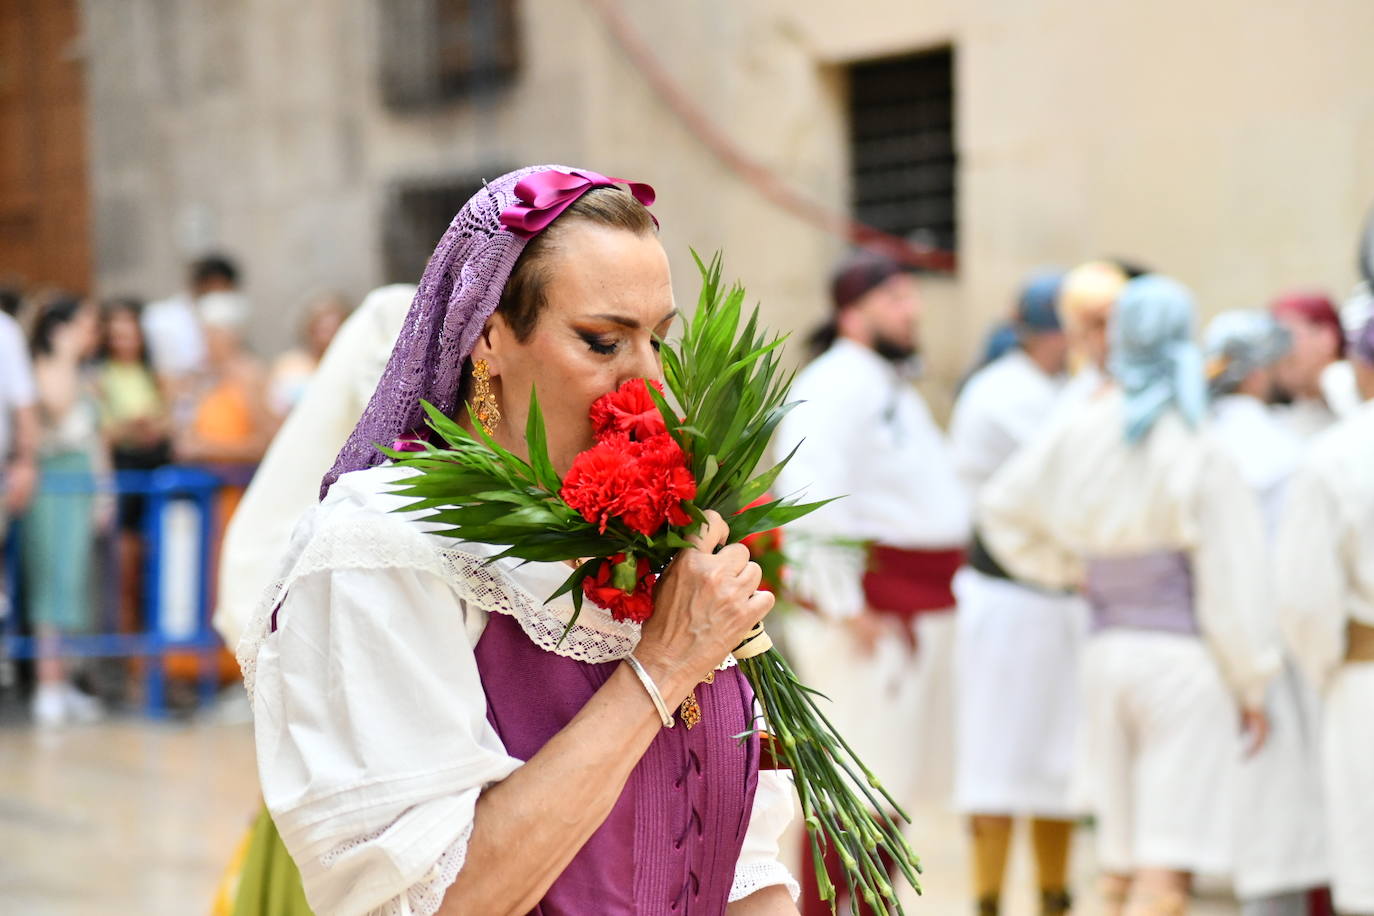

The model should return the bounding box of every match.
[472,359,501,437]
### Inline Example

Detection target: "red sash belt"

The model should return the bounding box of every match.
[862,545,964,621]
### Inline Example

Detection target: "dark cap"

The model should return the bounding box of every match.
[830,249,905,310]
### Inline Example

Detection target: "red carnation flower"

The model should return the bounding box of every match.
[590,378,668,442]
[561,432,696,537]
[582,553,657,623]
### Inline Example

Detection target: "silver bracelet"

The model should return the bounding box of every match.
[624,655,674,728]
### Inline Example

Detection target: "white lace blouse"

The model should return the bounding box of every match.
[240,465,798,916]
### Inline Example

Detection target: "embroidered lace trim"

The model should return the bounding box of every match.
[728,860,800,903]
[238,516,733,699]
[317,818,473,916]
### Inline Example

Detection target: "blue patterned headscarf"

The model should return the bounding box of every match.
[1107,275,1207,443]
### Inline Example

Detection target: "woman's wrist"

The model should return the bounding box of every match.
[625,647,693,710]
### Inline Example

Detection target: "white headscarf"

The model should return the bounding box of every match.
[214,284,416,647]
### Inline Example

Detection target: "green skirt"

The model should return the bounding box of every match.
[227,807,313,916]
[21,451,95,633]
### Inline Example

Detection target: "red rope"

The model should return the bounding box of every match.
[582,0,957,272]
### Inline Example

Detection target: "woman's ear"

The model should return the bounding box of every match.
[470,314,512,377]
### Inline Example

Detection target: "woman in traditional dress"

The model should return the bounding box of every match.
[241,166,799,915]
[979,276,1279,916]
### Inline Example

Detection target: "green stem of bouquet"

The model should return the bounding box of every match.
[739,647,922,914]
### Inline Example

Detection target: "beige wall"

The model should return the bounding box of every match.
[83,0,1374,410]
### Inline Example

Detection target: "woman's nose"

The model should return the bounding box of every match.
[621,338,663,384]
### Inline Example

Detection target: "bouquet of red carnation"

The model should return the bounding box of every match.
[387,253,922,912]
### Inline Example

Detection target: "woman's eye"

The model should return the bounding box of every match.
[582,334,619,355]
[651,338,662,352]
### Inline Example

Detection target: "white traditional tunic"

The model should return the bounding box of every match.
[1210,394,1327,900]
[215,285,415,647]
[980,389,1280,875]
[775,338,971,806]
[1275,398,1374,915]
[243,466,798,916]
[948,349,1086,817]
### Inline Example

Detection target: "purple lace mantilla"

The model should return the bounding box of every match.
[321,164,655,498]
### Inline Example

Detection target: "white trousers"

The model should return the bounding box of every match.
[1078,630,1239,876]
[1234,660,1328,899]
[952,569,1086,817]
[1323,663,1374,915]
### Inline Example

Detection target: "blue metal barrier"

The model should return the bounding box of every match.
[1,464,255,716]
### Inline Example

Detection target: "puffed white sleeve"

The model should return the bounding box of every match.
[252,563,523,916]
[729,771,801,903]
[977,421,1083,591]
[1191,448,1283,708]
[1274,460,1349,688]
[774,370,875,620]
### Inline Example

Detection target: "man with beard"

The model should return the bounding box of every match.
[777,249,970,916]
[1203,312,1329,916]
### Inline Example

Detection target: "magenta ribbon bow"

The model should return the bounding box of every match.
[499,168,657,238]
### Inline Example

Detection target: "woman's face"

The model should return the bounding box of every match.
[66,303,100,358]
[105,309,144,361]
[475,224,675,476]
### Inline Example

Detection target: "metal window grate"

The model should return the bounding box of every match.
[378,0,520,110]
[848,48,957,257]
[382,173,495,284]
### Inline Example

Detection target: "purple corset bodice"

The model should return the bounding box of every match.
[1084,550,1198,635]
[473,611,760,915]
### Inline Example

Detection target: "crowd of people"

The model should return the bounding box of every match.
[0,256,351,725]
[779,245,1374,916]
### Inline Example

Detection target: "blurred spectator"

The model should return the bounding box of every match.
[1,293,39,521]
[98,297,172,481]
[168,291,270,688]
[175,292,272,467]
[95,297,171,636]
[1,284,25,318]
[1274,312,1374,916]
[1,291,39,671]
[23,295,110,727]
[954,321,1019,396]
[1202,312,1328,914]
[1270,290,1349,437]
[267,291,351,419]
[948,271,1080,916]
[1055,261,1128,415]
[142,253,239,393]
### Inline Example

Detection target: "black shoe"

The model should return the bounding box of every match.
[1041,889,1072,915]
[977,895,999,916]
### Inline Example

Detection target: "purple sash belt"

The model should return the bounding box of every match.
[1084,551,1198,635]
[473,612,760,914]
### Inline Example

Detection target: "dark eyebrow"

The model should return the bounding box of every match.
[586,308,678,330]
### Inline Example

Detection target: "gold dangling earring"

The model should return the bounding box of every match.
[472,359,501,437]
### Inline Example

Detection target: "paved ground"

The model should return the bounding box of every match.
[0,715,1239,915]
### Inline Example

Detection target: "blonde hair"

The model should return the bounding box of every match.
[1058,261,1128,335]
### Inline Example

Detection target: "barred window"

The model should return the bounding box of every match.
[382,174,494,284]
[847,48,957,259]
[378,0,520,109]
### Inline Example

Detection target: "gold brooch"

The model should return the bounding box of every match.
[678,671,715,730]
